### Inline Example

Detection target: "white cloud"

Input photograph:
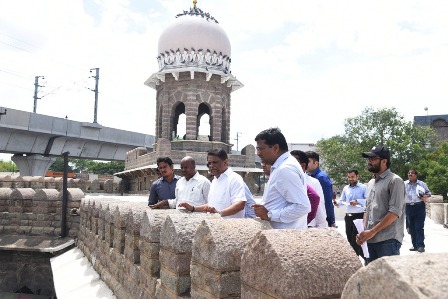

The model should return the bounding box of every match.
[1,0,448,160]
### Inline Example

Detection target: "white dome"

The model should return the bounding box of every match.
[158,13,231,57]
[155,8,232,74]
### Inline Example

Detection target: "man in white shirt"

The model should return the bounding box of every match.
[252,128,311,229]
[179,149,246,218]
[290,150,328,228]
[149,156,210,209]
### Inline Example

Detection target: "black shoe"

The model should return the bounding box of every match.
[417,247,425,253]
[409,247,417,251]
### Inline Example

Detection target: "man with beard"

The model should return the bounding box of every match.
[336,169,367,261]
[356,145,406,264]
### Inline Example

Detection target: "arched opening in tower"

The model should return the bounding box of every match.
[197,103,211,141]
[173,102,185,140]
[176,114,186,140]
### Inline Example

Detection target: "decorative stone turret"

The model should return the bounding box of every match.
[144,2,243,149]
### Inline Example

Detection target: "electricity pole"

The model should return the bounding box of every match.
[33,76,45,113]
[90,68,100,123]
[235,132,242,152]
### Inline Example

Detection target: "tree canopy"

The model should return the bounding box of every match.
[48,158,124,175]
[316,107,437,188]
[415,142,448,201]
[0,160,16,172]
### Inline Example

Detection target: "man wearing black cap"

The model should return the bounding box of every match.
[356,145,406,264]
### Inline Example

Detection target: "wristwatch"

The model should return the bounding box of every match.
[267,210,272,220]
[218,210,223,217]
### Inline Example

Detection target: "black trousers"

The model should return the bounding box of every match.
[344,213,365,259]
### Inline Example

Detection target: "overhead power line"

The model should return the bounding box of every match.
[0,40,33,53]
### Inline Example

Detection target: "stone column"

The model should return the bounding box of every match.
[210,100,223,142]
[157,213,213,298]
[190,218,272,298]
[140,209,180,297]
[185,96,198,140]
[11,154,56,177]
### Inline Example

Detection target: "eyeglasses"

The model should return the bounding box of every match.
[367,157,381,162]
[256,146,272,152]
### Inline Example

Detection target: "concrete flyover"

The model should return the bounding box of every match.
[0,107,154,176]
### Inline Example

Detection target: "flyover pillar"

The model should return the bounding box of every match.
[11,154,57,176]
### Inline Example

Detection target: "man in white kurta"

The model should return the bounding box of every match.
[178,150,246,218]
[149,156,210,210]
[168,171,210,208]
[207,167,246,218]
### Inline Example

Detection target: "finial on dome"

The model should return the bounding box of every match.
[193,0,197,9]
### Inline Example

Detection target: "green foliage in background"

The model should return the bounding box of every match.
[317,107,437,189]
[0,160,16,172]
[49,158,124,175]
[415,142,448,201]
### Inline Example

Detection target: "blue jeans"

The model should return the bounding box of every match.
[406,202,426,249]
[367,239,401,264]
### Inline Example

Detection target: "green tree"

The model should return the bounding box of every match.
[87,161,125,175]
[70,159,94,173]
[416,142,448,201]
[48,157,74,172]
[0,160,16,172]
[316,107,437,186]
[48,158,124,175]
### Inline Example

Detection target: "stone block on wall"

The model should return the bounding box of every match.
[241,229,362,299]
[90,179,101,191]
[191,218,272,298]
[104,179,114,193]
[342,253,448,298]
[139,209,180,297]
[430,203,446,224]
[124,204,147,264]
[158,213,213,297]
[0,175,13,188]
[0,188,14,212]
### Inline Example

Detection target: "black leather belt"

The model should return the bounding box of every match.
[346,213,364,217]
[406,201,424,205]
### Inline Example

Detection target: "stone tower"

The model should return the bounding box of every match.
[144,1,243,152]
[118,1,261,194]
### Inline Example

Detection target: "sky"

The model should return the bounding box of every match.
[1,0,448,162]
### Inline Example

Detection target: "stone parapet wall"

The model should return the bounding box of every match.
[77,198,362,299]
[0,188,82,237]
[0,175,119,193]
